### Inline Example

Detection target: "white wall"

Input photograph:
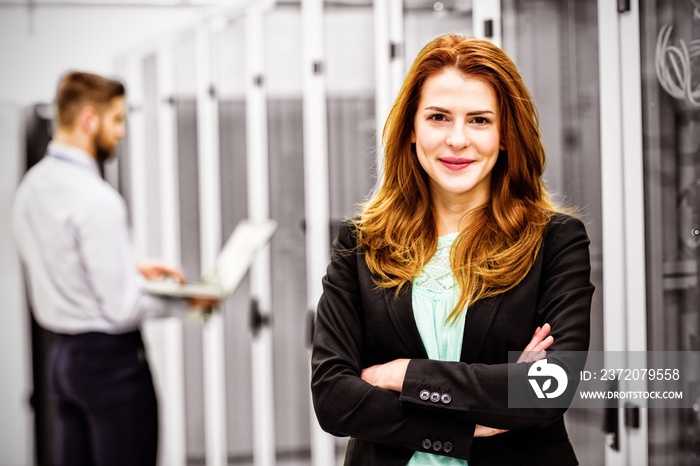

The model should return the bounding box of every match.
[0,5,219,464]
[0,103,32,466]
[0,6,209,107]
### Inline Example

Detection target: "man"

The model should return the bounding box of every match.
[12,71,212,466]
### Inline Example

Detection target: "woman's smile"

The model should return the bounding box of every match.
[438,157,476,171]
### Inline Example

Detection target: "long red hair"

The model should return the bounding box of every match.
[356,34,560,321]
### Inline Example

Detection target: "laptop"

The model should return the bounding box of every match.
[142,219,277,299]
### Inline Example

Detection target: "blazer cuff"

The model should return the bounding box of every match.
[399,359,476,459]
[401,358,467,413]
[403,414,474,460]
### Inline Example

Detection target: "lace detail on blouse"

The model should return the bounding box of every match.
[413,232,459,299]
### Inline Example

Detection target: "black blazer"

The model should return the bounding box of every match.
[311,213,594,466]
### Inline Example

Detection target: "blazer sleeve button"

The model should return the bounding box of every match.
[429,392,441,403]
[422,439,432,450]
[419,390,431,401]
[440,393,452,404]
[432,440,442,451]
[443,442,453,453]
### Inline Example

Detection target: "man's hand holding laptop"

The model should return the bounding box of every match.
[139,261,220,311]
[138,261,185,283]
[139,219,277,318]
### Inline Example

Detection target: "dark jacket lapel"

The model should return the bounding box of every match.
[460,294,504,363]
[382,282,504,362]
[383,284,429,359]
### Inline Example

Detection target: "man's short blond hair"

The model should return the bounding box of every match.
[56,71,125,128]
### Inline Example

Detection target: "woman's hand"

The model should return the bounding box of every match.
[361,361,510,441]
[516,322,553,363]
[361,358,410,392]
[474,425,508,437]
[476,323,554,438]
[362,360,512,437]
[361,324,553,391]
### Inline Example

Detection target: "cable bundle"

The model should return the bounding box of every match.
[655,3,700,108]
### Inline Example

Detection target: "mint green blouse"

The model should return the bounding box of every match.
[407,232,468,466]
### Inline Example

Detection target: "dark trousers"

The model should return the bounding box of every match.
[49,330,158,466]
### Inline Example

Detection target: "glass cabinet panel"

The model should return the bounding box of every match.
[325,2,376,234]
[216,15,255,460]
[502,1,605,465]
[403,0,473,62]
[172,32,207,461]
[264,4,312,457]
[641,1,700,464]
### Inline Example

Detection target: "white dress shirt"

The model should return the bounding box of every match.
[12,141,185,334]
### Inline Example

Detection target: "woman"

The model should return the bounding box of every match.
[311,34,593,466]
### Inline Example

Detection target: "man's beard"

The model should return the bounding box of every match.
[95,145,112,164]
[94,132,115,164]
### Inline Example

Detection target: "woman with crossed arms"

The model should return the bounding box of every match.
[311,34,593,466]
